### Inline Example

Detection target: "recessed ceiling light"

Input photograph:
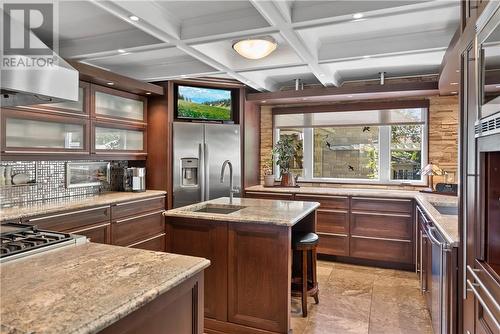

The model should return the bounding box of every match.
[129,15,139,22]
[352,13,364,19]
[106,82,114,86]
[233,36,277,60]
[450,82,458,85]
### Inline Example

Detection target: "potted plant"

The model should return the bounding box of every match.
[262,157,275,187]
[272,137,297,187]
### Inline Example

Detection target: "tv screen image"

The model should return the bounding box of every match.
[177,85,232,121]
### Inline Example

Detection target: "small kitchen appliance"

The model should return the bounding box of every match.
[123,167,146,192]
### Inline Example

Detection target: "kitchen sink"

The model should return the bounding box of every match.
[194,204,246,214]
[432,205,458,216]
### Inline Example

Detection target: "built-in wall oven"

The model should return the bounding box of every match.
[470,124,500,333]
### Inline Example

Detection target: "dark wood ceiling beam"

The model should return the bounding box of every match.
[67,60,164,96]
[246,81,438,105]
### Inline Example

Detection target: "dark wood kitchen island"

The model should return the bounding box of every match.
[164,197,320,334]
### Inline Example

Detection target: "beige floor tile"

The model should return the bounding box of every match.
[290,261,431,334]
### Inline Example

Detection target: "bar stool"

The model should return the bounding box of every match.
[291,232,319,317]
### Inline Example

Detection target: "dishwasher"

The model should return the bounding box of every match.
[417,206,451,334]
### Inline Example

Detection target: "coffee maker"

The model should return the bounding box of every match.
[123,167,146,192]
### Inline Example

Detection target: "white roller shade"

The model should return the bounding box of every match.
[274,108,425,128]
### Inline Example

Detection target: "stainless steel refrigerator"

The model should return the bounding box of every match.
[173,122,241,208]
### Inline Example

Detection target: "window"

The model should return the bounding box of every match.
[313,126,379,179]
[274,106,428,185]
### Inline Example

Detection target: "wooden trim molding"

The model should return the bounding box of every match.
[273,99,430,115]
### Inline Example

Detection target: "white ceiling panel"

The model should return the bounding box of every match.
[191,33,303,71]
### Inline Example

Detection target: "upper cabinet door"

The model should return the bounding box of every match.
[1,109,89,155]
[92,85,147,123]
[13,81,90,116]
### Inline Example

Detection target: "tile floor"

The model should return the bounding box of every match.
[291,260,433,334]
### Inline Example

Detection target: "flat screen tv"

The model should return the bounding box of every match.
[175,84,234,121]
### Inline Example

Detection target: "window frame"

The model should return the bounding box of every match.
[273,107,428,186]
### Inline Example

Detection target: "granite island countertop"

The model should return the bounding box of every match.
[0,190,166,222]
[164,196,320,227]
[0,242,210,334]
[245,185,459,246]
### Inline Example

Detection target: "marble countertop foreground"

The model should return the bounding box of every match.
[0,190,167,222]
[0,243,210,334]
[245,185,459,246]
[164,197,320,227]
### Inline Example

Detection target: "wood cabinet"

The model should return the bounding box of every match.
[1,108,90,157]
[22,194,166,251]
[1,81,149,160]
[166,214,301,334]
[98,271,204,334]
[245,191,416,269]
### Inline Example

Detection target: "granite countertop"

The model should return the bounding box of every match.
[245,185,459,246]
[164,197,320,227]
[0,190,167,222]
[0,242,210,334]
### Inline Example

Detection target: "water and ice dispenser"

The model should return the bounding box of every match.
[181,158,199,187]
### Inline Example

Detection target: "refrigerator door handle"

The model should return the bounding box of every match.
[199,143,205,202]
[204,142,209,200]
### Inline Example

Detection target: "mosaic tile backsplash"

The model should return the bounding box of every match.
[0,160,128,207]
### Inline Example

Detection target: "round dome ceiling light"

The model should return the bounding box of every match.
[232,36,277,60]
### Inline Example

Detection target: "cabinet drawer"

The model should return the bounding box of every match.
[351,197,412,213]
[317,210,349,234]
[317,233,349,256]
[350,236,413,264]
[24,206,110,232]
[351,212,413,240]
[67,222,110,244]
[112,210,165,246]
[244,192,294,200]
[295,194,348,210]
[129,233,166,252]
[111,196,165,220]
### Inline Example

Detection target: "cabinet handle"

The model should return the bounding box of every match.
[3,150,86,154]
[26,206,109,222]
[114,210,165,224]
[351,235,412,243]
[317,232,348,237]
[70,222,110,234]
[114,196,165,206]
[466,279,500,330]
[297,194,347,200]
[352,211,411,218]
[353,197,412,202]
[127,233,166,248]
[318,209,348,214]
[467,266,500,313]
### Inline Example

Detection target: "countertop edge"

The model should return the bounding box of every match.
[245,186,459,246]
[0,190,167,222]
[80,257,210,334]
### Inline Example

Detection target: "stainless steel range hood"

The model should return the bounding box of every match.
[1,14,79,107]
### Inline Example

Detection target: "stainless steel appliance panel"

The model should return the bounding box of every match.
[204,124,241,201]
[173,123,204,208]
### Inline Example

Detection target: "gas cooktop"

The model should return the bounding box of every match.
[0,223,86,263]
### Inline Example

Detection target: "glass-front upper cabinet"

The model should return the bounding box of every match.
[16,82,89,116]
[479,10,500,119]
[93,122,145,154]
[1,110,88,153]
[93,85,146,123]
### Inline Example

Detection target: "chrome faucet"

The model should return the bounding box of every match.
[220,160,239,204]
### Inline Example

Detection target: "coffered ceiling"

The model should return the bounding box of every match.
[50,0,460,92]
